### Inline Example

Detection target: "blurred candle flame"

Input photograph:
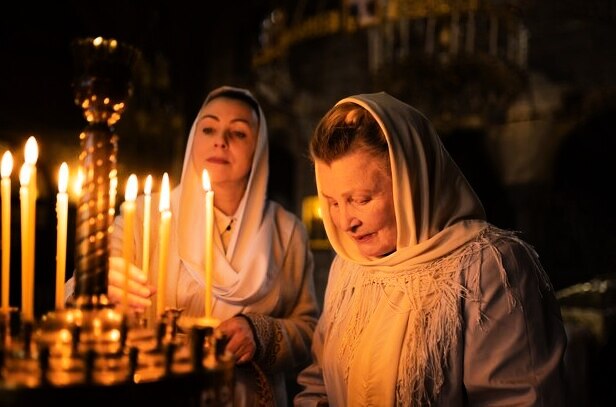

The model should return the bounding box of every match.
[58,163,69,193]
[125,174,138,202]
[201,169,211,191]
[159,173,170,212]
[1,152,13,178]
[24,136,38,165]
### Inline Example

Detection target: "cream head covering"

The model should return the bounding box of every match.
[166,86,275,314]
[316,91,488,266]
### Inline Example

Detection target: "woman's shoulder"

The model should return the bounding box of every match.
[466,226,554,299]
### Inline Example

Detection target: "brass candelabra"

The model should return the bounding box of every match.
[0,37,234,407]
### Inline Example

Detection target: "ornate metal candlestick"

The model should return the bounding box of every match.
[0,37,235,406]
[71,36,138,306]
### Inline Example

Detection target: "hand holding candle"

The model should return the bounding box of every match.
[157,173,171,316]
[202,170,214,319]
[122,174,138,314]
[1,151,13,311]
[142,175,152,282]
[55,163,69,310]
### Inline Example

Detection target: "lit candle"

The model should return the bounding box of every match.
[19,164,32,320]
[156,173,171,316]
[122,174,138,314]
[1,151,13,311]
[55,163,69,310]
[109,172,118,219]
[142,175,152,281]
[23,137,37,320]
[74,167,84,198]
[202,170,214,319]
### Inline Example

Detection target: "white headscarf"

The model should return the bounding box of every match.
[165,86,276,316]
[317,91,488,267]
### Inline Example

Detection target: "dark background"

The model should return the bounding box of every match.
[1,1,616,405]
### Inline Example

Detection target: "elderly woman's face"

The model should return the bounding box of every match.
[191,97,259,186]
[317,149,397,258]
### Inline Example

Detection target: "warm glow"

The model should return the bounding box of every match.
[58,163,69,193]
[109,174,118,195]
[24,136,39,165]
[74,167,84,197]
[159,173,170,212]
[19,164,31,186]
[144,174,153,195]
[93,36,103,46]
[125,174,138,201]
[1,151,13,178]
[201,169,211,191]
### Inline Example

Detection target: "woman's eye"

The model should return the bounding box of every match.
[230,131,246,139]
[202,126,215,135]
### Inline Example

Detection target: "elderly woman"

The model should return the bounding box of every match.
[294,92,566,406]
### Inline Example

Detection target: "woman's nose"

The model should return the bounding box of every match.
[339,205,360,232]
[213,131,229,148]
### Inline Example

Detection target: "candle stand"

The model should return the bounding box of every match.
[0,37,234,406]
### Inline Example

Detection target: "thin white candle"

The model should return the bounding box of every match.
[55,163,69,310]
[24,137,38,320]
[19,164,32,320]
[1,151,13,311]
[202,169,214,319]
[157,173,171,316]
[122,174,138,314]
[142,175,152,282]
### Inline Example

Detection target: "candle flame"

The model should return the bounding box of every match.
[201,169,211,191]
[144,174,153,195]
[110,174,118,191]
[74,168,84,197]
[125,174,138,202]
[19,164,31,186]
[1,151,13,177]
[58,162,69,193]
[159,172,170,212]
[24,136,39,165]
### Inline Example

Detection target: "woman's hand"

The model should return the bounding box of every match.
[217,316,256,365]
[107,256,156,311]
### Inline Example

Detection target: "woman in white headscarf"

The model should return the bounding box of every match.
[294,92,566,406]
[68,86,319,406]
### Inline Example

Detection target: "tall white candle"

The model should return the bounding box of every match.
[1,151,13,311]
[157,173,171,316]
[142,175,152,282]
[122,174,138,314]
[19,164,32,320]
[202,169,214,319]
[55,163,69,310]
[23,137,38,320]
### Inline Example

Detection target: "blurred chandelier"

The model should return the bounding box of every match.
[253,0,529,129]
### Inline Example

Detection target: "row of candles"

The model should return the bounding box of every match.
[0,136,216,323]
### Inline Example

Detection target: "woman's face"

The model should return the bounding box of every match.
[191,96,259,187]
[316,149,397,258]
